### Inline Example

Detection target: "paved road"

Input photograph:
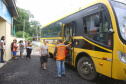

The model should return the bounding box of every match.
[0,45,126,84]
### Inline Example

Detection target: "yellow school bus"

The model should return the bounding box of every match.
[40,0,126,81]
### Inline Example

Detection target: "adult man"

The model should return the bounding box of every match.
[54,39,72,78]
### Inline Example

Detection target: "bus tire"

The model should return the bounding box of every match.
[77,57,97,81]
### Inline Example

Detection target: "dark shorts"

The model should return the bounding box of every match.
[41,55,48,63]
[42,55,48,63]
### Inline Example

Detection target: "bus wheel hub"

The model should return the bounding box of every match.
[80,62,93,75]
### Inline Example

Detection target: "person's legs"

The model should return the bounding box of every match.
[61,60,65,75]
[27,48,30,59]
[1,49,4,62]
[13,51,17,59]
[21,53,24,58]
[40,56,43,67]
[56,60,61,77]
[29,49,32,59]
[43,62,47,69]
[26,48,28,58]
[26,49,29,59]
[43,56,48,69]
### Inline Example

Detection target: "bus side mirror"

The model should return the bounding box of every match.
[94,16,100,27]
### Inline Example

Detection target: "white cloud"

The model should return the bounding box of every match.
[17,0,96,26]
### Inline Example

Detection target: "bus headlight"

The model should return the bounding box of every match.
[117,51,126,64]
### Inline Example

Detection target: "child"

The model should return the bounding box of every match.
[13,40,18,59]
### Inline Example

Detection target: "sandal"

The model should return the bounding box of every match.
[43,68,46,70]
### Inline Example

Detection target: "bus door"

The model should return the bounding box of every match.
[64,22,75,64]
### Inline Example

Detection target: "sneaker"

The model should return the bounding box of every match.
[43,68,46,70]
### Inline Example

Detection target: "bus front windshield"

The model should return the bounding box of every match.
[112,1,126,40]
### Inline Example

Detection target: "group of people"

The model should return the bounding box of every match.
[11,39,33,60]
[0,35,72,78]
[39,39,72,78]
[0,35,33,63]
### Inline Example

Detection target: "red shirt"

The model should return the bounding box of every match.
[13,43,17,51]
[65,50,68,56]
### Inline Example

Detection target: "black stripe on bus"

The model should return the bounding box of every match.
[74,39,111,53]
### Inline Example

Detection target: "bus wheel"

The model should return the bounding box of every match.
[77,57,97,81]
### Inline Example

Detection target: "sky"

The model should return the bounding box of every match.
[16,0,96,26]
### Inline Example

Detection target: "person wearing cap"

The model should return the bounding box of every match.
[54,39,72,78]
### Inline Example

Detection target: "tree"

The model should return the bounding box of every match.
[16,31,29,38]
[30,20,41,36]
[13,7,42,38]
[13,7,34,36]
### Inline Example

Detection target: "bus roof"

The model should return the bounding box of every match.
[41,0,109,28]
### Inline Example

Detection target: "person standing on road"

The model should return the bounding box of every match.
[0,36,5,63]
[54,39,72,78]
[11,40,15,52]
[13,40,18,60]
[25,41,28,55]
[64,41,72,63]
[26,39,32,60]
[39,40,50,70]
[11,39,15,58]
[20,40,24,58]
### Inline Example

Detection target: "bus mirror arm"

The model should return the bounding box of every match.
[108,28,114,34]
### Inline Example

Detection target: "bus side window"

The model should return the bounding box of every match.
[48,25,53,37]
[83,12,111,47]
[83,13,101,41]
[101,11,111,46]
[43,28,48,38]
[53,22,62,37]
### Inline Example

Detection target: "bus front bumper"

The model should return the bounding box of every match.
[112,60,126,80]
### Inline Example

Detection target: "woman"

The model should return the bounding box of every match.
[20,40,24,58]
[13,39,18,60]
[26,39,32,60]
[0,36,5,63]
[40,40,50,70]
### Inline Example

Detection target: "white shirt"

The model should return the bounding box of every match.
[0,40,5,49]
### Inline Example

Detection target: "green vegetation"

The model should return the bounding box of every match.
[16,31,29,38]
[13,7,41,39]
[25,37,33,42]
